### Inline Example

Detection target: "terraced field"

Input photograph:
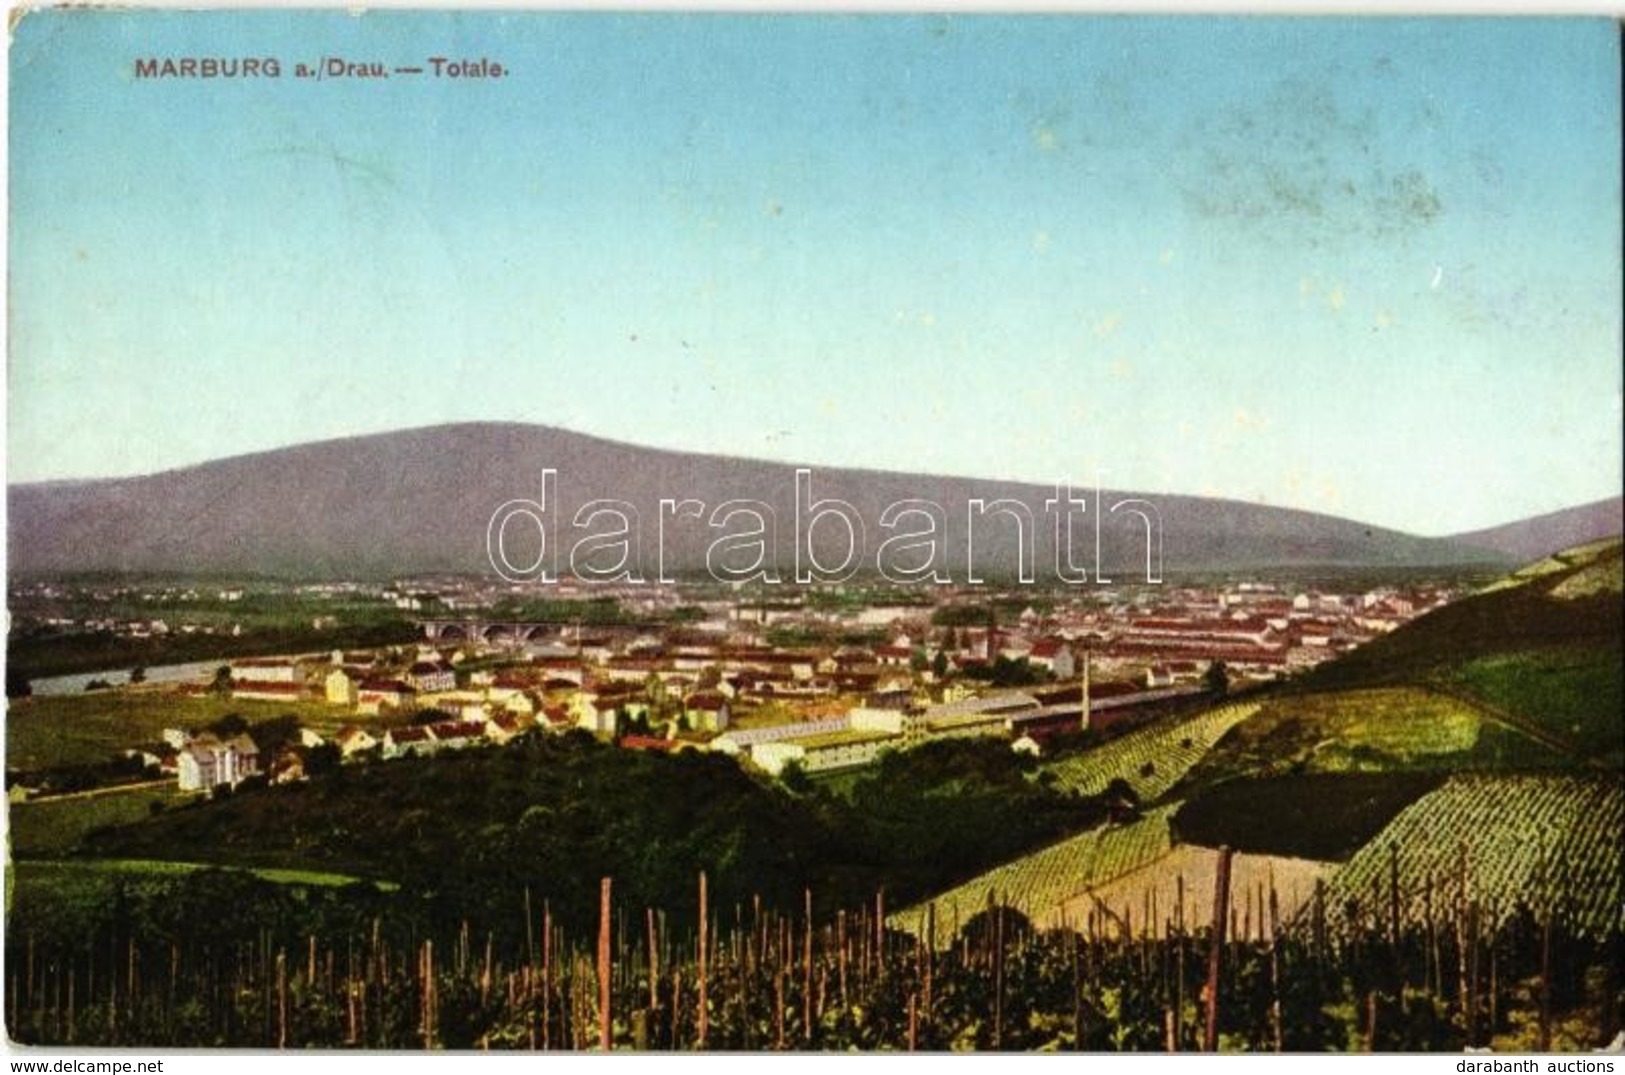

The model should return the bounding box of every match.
[1037,701,1260,801]
[1174,688,1494,792]
[1480,537,1622,597]
[889,804,1175,938]
[1047,844,1332,940]
[1320,774,1624,937]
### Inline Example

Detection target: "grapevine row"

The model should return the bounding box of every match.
[1038,701,1260,801]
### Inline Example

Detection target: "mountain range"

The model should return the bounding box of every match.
[8,423,1615,580]
[1445,497,1624,564]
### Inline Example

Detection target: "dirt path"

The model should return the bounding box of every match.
[18,778,176,804]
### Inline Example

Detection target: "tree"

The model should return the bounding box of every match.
[932,649,950,680]
[129,665,147,685]
[1102,777,1141,821]
[1204,660,1230,696]
[5,667,32,698]
[779,759,813,794]
[965,655,1044,687]
[249,714,301,756]
[305,742,342,777]
[619,709,652,738]
[210,666,233,697]
[207,713,249,737]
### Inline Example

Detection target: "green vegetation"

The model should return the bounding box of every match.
[960,654,1051,686]
[8,785,196,857]
[1479,538,1622,596]
[1038,701,1260,802]
[10,853,1616,1050]
[1176,688,1490,793]
[7,609,418,684]
[1171,773,1445,861]
[488,596,634,624]
[1322,774,1624,937]
[1443,648,1624,764]
[888,805,1176,936]
[1305,540,1622,692]
[11,858,385,900]
[836,738,1111,902]
[5,541,1619,1050]
[1189,542,1624,791]
[71,732,1111,937]
[5,690,364,775]
[1548,549,1622,599]
[801,586,931,611]
[931,603,997,627]
[1065,845,1331,940]
[761,623,887,648]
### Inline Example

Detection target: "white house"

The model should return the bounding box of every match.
[383,725,438,759]
[178,733,260,791]
[334,726,379,758]
[683,691,732,733]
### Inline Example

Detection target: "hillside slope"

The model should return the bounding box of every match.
[896,540,1623,930]
[10,422,1509,578]
[1450,497,1623,563]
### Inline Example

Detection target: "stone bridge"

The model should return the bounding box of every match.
[417,619,662,643]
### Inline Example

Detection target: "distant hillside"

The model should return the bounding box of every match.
[1304,538,1623,688]
[1293,537,1623,767]
[1450,496,1622,562]
[7,423,1510,579]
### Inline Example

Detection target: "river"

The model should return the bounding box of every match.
[28,660,224,696]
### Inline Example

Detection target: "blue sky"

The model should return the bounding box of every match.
[8,12,1620,534]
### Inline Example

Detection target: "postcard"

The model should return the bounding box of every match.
[4,8,1622,1054]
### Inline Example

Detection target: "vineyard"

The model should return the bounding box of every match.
[1050,846,1330,941]
[1176,688,1487,791]
[1321,774,1625,938]
[6,858,1620,1051]
[1480,537,1622,597]
[1037,701,1260,801]
[888,806,1177,938]
[7,536,1621,1051]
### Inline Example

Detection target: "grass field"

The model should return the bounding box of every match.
[5,859,392,933]
[8,783,200,857]
[1176,688,1489,793]
[5,687,372,773]
[1321,774,1624,937]
[1048,845,1332,940]
[1442,647,1623,764]
[10,857,386,890]
[889,805,1176,939]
